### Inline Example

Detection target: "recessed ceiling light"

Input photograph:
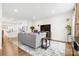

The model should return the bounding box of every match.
[52,10,55,14]
[32,16,36,20]
[14,9,18,13]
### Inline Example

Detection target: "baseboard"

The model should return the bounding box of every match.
[0,49,2,56]
[51,39,67,43]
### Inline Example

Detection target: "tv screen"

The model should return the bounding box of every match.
[40,24,51,32]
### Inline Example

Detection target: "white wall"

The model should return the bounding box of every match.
[33,11,73,42]
[0,3,2,49]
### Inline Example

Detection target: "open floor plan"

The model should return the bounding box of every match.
[0,3,79,56]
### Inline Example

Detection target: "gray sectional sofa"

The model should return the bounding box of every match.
[18,32,46,48]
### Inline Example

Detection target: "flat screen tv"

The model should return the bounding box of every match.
[40,24,51,32]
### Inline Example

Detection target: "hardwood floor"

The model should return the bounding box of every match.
[0,49,2,56]
[3,36,18,56]
[2,35,31,56]
[65,42,78,56]
[65,42,73,56]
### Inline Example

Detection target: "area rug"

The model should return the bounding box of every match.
[18,41,65,56]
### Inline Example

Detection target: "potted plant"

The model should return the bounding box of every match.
[30,26,35,32]
[65,25,71,35]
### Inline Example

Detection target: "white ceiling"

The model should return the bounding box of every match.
[2,3,75,20]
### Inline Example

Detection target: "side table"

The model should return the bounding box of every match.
[41,37,51,49]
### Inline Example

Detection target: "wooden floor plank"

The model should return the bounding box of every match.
[2,35,31,56]
[0,49,2,56]
[65,42,78,56]
[65,42,73,56]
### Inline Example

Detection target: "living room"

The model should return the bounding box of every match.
[0,3,79,56]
